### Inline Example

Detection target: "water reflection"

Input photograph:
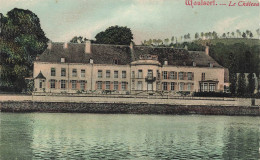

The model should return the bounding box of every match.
[0,113,259,159]
[0,113,34,160]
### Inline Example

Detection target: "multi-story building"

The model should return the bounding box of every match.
[33,41,228,95]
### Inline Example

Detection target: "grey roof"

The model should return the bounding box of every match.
[37,42,223,68]
[35,71,46,79]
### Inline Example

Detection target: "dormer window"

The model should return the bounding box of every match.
[209,63,213,68]
[113,59,119,65]
[193,61,196,67]
[61,58,65,63]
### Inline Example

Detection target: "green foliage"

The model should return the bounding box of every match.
[0,8,48,92]
[247,73,255,95]
[229,73,237,95]
[95,25,133,45]
[237,73,246,96]
[70,36,92,43]
[193,91,231,97]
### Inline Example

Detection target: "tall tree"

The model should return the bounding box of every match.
[236,29,240,38]
[0,8,48,92]
[256,28,260,38]
[212,31,218,39]
[222,33,226,38]
[171,36,174,44]
[200,32,204,39]
[228,52,238,95]
[95,25,133,45]
[247,73,255,95]
[249,32,253,39]
[231,32,235,38]
[242,32,247,38]
[237,73,246,96]
[195,33,199,39]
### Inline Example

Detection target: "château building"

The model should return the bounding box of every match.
[33,41,229,95]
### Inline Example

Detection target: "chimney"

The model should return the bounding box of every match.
[129,41,135,61]
[205,46,209,55]
[47,41,52,50]
[164,60,168,65]
[63,42,68,49]
[130,41,134,50]
[85,41,91,54]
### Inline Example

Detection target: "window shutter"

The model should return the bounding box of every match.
[110,82,113,90]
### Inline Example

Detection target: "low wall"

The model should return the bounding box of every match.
[0,101,259,116]
[1,94,260,106]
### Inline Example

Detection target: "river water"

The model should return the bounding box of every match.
[0,113,259,159]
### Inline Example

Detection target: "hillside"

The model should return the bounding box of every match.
[194,38,260,46]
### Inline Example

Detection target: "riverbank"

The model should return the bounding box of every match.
[0,94,259,115]
[0,101,259,116]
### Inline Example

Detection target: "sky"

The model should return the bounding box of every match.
[0,0,259,44]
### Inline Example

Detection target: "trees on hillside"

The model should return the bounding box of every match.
[0,8,48,92]
[95,25,133,45]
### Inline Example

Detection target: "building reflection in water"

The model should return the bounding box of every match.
[0,113,259,159]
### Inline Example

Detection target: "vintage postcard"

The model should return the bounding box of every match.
[0,0,259,159]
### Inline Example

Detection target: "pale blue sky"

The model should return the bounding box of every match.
[1,0,259,44]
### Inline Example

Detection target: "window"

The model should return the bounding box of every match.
[72,69,77,77]
[121,82,127,90]
[169,72,175,79]
[80,81,85,90]
[51,68,56,76]
[202,73,205,81]
[61,68,66,77]
[201,83,208,92]
[179,72,184,80]
[122,71,126,78]
[105,81,110,90]
[114,71,118,78]
[171,82,175,91]
[163,82,168,90]
[114,81,118,90]
[188,72,193,80]
[81,69,85,77]
[131,80,135,90]
[39,81,43,88]
[187,83,191,91]
[61,58,65,63]
[98,70,102,78]
[163,71,168,79]
[72,80,77,89]
[179,83,184,91]
[50,80,55,89]
[61,80,66,89]
[209,83,216,92]
[97,81,102,90]
[147,70,153,78]
[137,81,143,90]
[157,70,160,79]
[106,70,110,78]
[131,71,135,78]
[138,70,143,78]
[113,59,119,64]
[156,82,160,90]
